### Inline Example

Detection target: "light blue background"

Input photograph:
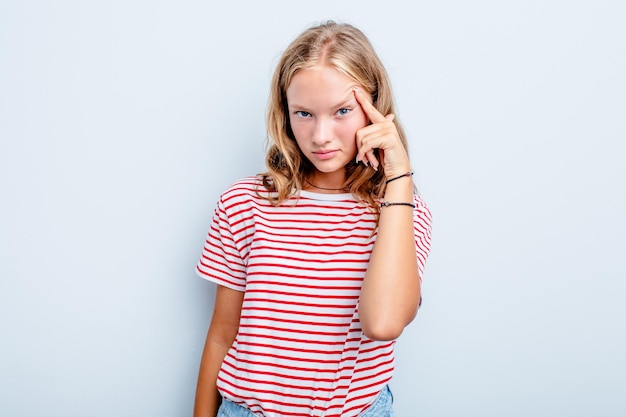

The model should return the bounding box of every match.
[1,1,624,416]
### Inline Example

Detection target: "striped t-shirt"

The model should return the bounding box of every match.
[196,176,432,417]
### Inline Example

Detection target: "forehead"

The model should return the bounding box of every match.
[286,65,357,107]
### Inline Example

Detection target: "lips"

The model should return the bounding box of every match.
[313,150,338,160]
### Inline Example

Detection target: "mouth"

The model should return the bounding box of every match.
[312,150,339,160]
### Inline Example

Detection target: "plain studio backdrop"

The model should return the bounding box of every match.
[1,0,624,416]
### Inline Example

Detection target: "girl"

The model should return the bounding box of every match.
[194,21,432,417]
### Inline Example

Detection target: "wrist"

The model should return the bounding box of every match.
[385,170,413,185]
[382,175,413,201]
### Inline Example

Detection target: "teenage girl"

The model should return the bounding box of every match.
[194,21,432,417]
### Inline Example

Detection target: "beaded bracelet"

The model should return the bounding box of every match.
[385,171,413,185]
[380,201,416,208]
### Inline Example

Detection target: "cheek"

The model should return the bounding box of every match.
[289,118,307,141]
[290,122,312,151]
[337,124,357,140]
[338,117,367,142]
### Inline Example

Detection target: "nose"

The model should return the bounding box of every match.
[311,117,333,146]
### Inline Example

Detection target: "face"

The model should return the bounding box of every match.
[286,65,369,184]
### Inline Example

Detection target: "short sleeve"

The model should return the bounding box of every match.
[195,196,247,292]
[413,195,433,281]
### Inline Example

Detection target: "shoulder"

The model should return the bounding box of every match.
[413,193,430,213]
[218,175,275,209]
[221,175,264,195]
[413,194,433,226]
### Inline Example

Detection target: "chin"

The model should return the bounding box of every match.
[312,160,352,173]
[314,165,346,174]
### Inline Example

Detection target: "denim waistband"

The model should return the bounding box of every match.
[217,385,394,417]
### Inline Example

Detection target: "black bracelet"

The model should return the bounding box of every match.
[385,171,413,185]
[380,201,416,208]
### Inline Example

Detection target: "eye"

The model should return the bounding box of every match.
[337,108,351,116]
[294,110,312,118]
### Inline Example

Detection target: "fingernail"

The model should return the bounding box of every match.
[353,87,361,95]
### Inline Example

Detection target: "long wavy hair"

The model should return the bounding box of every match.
[261,21,411,214]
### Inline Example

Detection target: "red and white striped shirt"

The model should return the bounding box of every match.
[196,176,432,417]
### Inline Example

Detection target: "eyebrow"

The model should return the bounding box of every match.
[288,96,356,111]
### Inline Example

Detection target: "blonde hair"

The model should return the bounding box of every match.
[261,21,411,212]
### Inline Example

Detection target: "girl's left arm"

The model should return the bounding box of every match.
[354,88,424,341]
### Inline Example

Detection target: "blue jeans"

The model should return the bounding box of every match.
[217,385,394,417]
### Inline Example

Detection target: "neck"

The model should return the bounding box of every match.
[304,177,348,194]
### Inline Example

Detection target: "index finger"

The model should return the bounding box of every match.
[353,87,386,123]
